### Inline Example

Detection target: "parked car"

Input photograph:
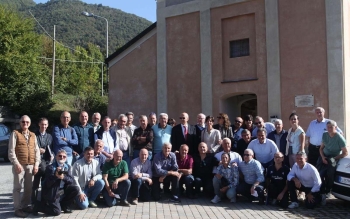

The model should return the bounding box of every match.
[332,154,350,201]
[0,123,11,162]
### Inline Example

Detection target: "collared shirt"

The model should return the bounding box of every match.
[176,153,193,170]
[193,153,215,179]
[239,159,264,184]
[72,158,102,194]
[8,131,41,167]
[127,124,137,136]
[306,118,343,145]
[152,124,172,154]
[102,131,118,153]
[130,157,152,181]
[247,138,279,164]
[252,122,276,137]
[117,129,129,151]
[201,128,221,153]
[73,123,94,154]
[214,151,242,173]
[94,153,106,171]
[152,152,178,177]
[102,160,129,185]
[181,124,188,138]
[196,124,206,131]
[232,127,243,148]
[216,164,239,188]
[322,132,346,157]
[274,133,282,150]
[287,162,321,192]
[131,125,153,150]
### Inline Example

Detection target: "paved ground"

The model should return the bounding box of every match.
[0,160,350,219]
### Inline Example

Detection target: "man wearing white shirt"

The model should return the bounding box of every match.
[287,152,322,209]
[248,128,279,168]
[306,107,343,166]
[113,114,131,168]
[94,117,118,159]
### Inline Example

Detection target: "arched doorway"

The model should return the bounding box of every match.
[220,93,257,120]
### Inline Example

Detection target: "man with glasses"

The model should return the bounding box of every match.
[33,150,79,216]
[237,149,265,204]
[171,112,196,155]
[8,115,41,218]
[266,152,290,208]
[53,111,78,165]
[232,117,244,150]
[252,116,275,138]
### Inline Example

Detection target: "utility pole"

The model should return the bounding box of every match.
[51,25,56,99]
[101,62,104,96]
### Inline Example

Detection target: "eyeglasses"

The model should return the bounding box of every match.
[21,121,30,124]
[235,120,242,123]
[61,116,70,119]
[243,154,251,156]
[58,155,67,158]
[179,117,185,120]
[254,121,262,125]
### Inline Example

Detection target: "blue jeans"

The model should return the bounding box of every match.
[103,179,131,207]
[66,155,73,166]
[75,179,105,209]
[133,149,153,161]
[213,176,236,201]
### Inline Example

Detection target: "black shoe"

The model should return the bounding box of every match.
[62,206,72,213]
[32,203,39,216]
[119,200,130,207]
[170,195,181,203]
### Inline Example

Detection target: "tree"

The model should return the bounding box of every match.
[0,6,53,118]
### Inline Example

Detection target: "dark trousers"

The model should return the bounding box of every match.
[103,180,131,207]
[308,144,320,167]
[236,181,264,201]
[152,175,179,200]
[261,159,274,170]
[34,185,79,216]
[268,184,289,208]
[194,177,213,195]
[288,180,321,209]
[131,178,152,201]
[317,157,337,194]
[31,167,46,203]
[179,174,194,196]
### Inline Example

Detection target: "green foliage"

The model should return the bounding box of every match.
[0,5,53,119]
[0,0,35,10]
[72,93,108,116]
[5,0,153,54]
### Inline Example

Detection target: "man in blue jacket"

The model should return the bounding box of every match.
[53,111,78,165]
[73,111,94,156]
[32,149,79,216]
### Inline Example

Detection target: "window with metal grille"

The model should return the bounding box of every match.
[230,38,250,58]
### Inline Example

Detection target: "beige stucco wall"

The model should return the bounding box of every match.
[166,12,202,122]
[108,34,157,119]
[211,0,267,119]
[278,0,328,130]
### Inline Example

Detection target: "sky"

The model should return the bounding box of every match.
[33,0,157,22]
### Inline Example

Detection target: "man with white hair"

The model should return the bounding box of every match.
[194,113,206,155]
[8,115,40,218]
[237,149,265,204]
[113,114,132,167]
[171,112,196,155]
[91,112,101,133]
[306,107,343,166]
[152,113,172,154]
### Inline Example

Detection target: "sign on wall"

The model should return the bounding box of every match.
[295,95,314,107]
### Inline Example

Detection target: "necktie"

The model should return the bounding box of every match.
[184,126,188,140]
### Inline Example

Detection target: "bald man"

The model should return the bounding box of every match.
[170,112,196,155]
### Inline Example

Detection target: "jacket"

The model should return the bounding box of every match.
[73,123,94,154]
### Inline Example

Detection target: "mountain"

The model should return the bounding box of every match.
[0,0,153,56]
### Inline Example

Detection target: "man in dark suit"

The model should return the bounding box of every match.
[267,119,289,167]
[170,112,196,155]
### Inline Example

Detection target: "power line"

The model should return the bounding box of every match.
[38,57,105,65]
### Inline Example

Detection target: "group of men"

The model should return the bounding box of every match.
[8,107,348,217]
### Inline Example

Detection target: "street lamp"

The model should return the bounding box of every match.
[82,11,109,96]
[82,11,109,58]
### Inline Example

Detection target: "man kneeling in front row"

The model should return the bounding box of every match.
[33,150,79,216]
[287,151,322,209]
[72,146,105,209]
[130,149,153,204]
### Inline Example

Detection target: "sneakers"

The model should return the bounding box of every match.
[131,198,138,205]
[14,210,28,218]
[88,201,98,208]
[298,192,305,201]
[321,194,327,206]
[170,195,181,203]
[211,195,221,204]
[288,202,299,209]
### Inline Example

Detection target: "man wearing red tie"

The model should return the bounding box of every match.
[171,112,196,155]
